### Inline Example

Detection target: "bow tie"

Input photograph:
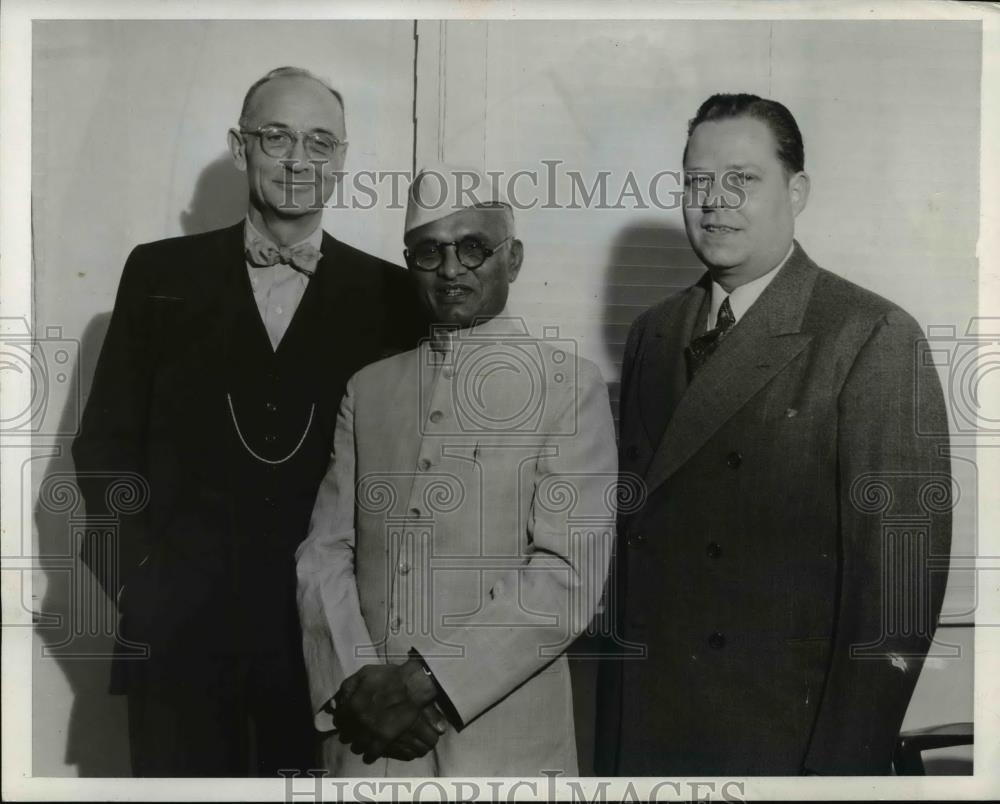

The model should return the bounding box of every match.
[245,235,321,276]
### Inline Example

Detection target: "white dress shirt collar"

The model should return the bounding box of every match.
[708,242,795,328]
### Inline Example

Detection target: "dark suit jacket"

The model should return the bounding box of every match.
[596,242,952,775]
[71,221,423,677]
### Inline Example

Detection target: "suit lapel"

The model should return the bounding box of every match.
[311,236,424,511]
[265,233,368,384]
[273,253,322,358]
[192,222,247,370]
[310,233,380,347]
[271,231,345,358]
[644,243,819,495]
[637,277,710,449]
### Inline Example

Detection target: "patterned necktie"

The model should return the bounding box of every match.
[685,296,736,380]
[245,233,321,277]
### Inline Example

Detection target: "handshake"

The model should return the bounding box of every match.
[332,655,451,764]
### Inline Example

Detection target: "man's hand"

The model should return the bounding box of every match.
[382,704,449,761]
[333,659,445,763]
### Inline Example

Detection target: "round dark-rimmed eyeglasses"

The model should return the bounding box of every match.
[240,125,348,160]
[404,236,513,272]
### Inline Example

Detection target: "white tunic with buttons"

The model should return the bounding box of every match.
[295,313,618,777]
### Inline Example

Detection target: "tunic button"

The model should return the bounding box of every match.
[442,368,454,380]
[417,458,431,471]
[726,451,743,469]
[429,410,444,424]
[708,632,726,649]
[399,561,411,575]
[390,616,402,633]
[706,542,722,559]
[408,507,421,519]
[265,401,278,413]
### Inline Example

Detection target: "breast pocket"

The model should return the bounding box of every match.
[147,294,184,324]
[146,295,187,356]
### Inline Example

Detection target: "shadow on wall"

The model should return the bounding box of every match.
[568,217,700,776]
[596,219,702,427]
[180,151,248,235]
[31,153,248,777]
[32,312,133,777]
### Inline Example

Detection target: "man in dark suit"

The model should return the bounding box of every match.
[72,66,423,776]
[596,93,952,775]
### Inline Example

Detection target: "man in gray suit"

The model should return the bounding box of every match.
[596,93,952,775]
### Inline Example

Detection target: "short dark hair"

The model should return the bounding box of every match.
[685,93,804,175]
[238,66,345,129]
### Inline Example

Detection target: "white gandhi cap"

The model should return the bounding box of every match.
[404,163,513,236]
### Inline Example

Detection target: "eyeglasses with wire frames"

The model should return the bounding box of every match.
[239,125,348,160]
[405,236,513,272]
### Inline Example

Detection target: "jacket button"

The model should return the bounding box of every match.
[442,367,454,380]
[417,458,431,471]
[398,561,411,575]
[628,530,646,547]
[726,451,743,469]
[265,401,278,413]
[390,616,402,633]
[625,445,639,461]
[706,542,722,559]
[264,434,276,443]
[408,507,422,519]
[429,410,444,424]
[708,631,726,649]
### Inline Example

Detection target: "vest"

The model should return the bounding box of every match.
[215,269,339,654]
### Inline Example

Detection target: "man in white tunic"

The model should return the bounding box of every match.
[296,165,618,776]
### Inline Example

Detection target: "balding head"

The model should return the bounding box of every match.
[238,66,345,131]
